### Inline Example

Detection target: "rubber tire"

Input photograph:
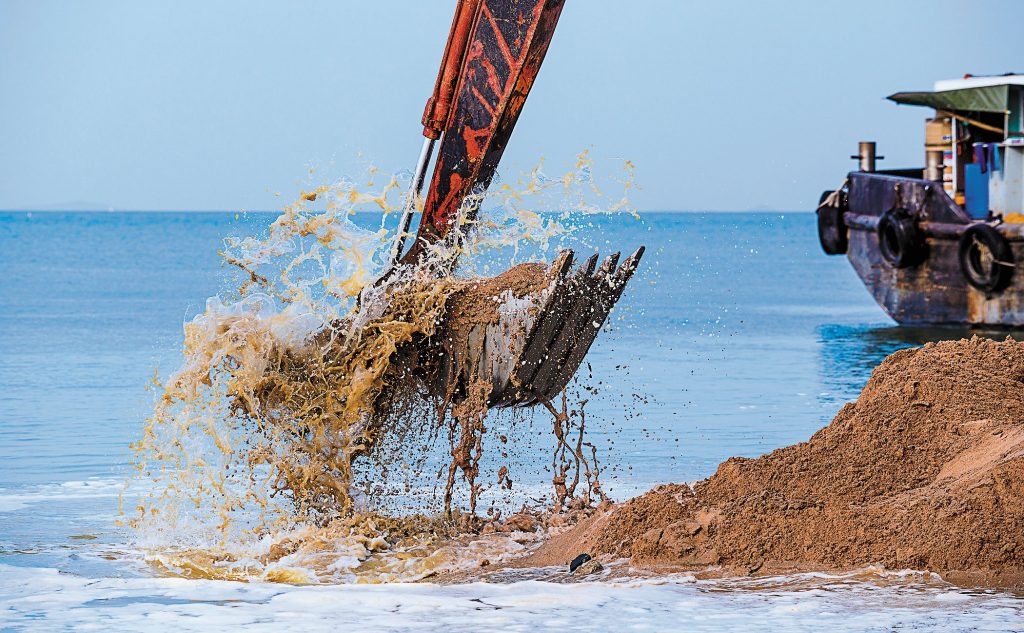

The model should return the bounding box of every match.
[877,209,927,268]
[816,190,848,255]
[958,223,1014,293]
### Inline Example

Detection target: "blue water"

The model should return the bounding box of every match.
[1,210,1021,630]
[0,211,886,488]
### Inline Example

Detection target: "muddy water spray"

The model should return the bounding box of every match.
[126,154,637,583]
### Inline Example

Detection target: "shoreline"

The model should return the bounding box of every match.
[479,337,1024,590]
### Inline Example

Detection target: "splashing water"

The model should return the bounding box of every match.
[125,153,639,583]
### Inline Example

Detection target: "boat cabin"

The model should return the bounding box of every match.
[889,74,1024,219]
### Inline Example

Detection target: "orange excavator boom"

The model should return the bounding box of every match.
[388,0,567,270]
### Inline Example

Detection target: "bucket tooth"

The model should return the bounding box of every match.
[615,246,645,283]
[596,252,621,279]
[548,249,575,281]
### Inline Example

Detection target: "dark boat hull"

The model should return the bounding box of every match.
[842,172,1024,326]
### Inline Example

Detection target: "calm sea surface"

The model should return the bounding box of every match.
[0,211,1021,631]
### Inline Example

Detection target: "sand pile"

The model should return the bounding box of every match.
[523,337,1024,586]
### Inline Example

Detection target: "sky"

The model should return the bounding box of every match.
[0,0,1020,212]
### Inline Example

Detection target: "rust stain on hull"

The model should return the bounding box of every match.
[847,229,1024,326]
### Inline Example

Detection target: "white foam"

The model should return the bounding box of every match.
[0,479,123,513]
[1,564,1021,632]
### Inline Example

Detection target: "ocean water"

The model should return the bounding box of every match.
[1,210,1022,630]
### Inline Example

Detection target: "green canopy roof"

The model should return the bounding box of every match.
[887,84,1009,114]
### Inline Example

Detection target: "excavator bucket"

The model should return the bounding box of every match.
[429,247,645,408]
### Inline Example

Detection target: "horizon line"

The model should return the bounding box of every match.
[0,208,811,215]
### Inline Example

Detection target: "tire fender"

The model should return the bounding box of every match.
[958,223,1015,293]
[877,209,927,269]
[816,190,848,255]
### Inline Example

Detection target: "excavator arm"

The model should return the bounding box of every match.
[384,1,644,410]
[402,0,567,268]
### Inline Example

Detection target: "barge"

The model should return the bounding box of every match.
[817,74,1024,325]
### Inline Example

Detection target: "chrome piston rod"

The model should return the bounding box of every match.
[387,136,436,268]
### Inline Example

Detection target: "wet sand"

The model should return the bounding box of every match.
[510,337,1024,588]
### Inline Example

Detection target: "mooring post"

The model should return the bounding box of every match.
[852,141,882,173]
